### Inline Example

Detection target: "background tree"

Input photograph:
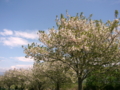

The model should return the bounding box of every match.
[1,68,32,90]
[27,63,49,90]
[33,61,72,90]
[0,75,4,90]
[1,69,16,90]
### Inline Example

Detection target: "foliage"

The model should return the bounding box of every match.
[0,68,31,90]
[0,62,73,90]
[85,68,120,90]
[23,11,120,90]
[33,61,73,90]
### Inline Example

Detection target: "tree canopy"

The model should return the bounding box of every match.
[23,11,120,90]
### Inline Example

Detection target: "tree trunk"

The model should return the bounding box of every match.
[78,77,83,90]
[55,82,60,90]
[8,85,11,90]
[20,87,24,90]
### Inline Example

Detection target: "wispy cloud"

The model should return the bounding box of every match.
[0,56,33,72]
[0,37,28,47]
[14,31,38,39]
[0,57,5,59]
[0,67,9,72]
[0,29,38,39]
[0,57,4,61]
[0,64,32,72]
[0,29,38,47]
[12,57,34,62]
[0,29,13,36]
[11,65,33,69]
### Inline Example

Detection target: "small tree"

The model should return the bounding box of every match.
[1,68,31,90]
[2,70,15,90]
[27,64,48,90]
[24,11,120,90]
[33,61,72,90]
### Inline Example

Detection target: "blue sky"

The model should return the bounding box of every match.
[0,0,120,72]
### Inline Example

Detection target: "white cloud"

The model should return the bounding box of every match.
[13,57,34,62]
[0,29,39,47]
[14,31,38,39]
[0,57,4,59]
[11,65,33,69]
[0,67,9,72]
[0,65,32,72]
[0,60,3,62]
[0,29,38,39]
[0,57,7,62]
[0,37,29,47]
[0,29,13,36]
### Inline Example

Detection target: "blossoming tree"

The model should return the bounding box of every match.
[1,68,32,90]
[24,11,120,90]
[33,61,73,90]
